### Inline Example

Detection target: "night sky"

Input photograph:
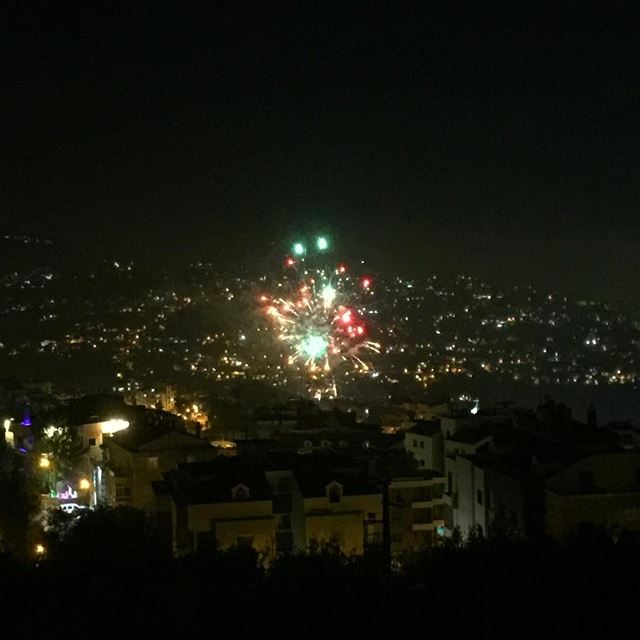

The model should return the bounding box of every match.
[4,2,640,303]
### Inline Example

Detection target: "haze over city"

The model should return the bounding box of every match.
[5,3,640,302]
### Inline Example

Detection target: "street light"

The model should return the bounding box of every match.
[101,419,129,434]
[38,455,51,469]
[79,478,91,491]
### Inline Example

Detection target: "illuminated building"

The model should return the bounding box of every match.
[160,457,384,558]
[299,474,383,555]
[130,384,176,412]
[389,474,447,552]
[544,451,640,540]
[101,430,223,514]
[404,421,444,472]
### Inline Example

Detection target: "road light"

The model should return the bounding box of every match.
[101,419,129,434]
[38,455,51,469]
[34,544,45,555]
[78,478,91,491]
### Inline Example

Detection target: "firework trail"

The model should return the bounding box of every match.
[258,236,380,396]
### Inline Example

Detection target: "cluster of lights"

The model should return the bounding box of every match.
[260,236,381,376]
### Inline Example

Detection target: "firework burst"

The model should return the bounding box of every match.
[259,237,381,384]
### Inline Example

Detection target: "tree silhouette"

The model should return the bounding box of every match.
[0,444,40,557]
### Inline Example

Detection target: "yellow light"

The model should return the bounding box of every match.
[192,404,199,413]
[44,425,61,438]
[101,419,129,434]
[35,544,45,555]
[3,419,10,431]
[79,478,91,491]
[38,455,51,469]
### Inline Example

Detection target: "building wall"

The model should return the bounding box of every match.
[265,470,305,553]
[389,477,446,554]
[445,455,487,537]
[213,518,275,555]
[304,511,367,555]
[77,422,105,461]
[170,489,383,558]
[405,432,427,469]
[546,492,640,539]
[545,452,640,495]
[444,437,491,460]
[484,468,525,536]
[105,441,221,513]
[405,432,443,471]
[188,500,275,556]
[544,451,640,539]
[304,492,382,555]
[440,417,463,438]
[433,432,445,473]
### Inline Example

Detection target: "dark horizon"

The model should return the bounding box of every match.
[5,2,640,304]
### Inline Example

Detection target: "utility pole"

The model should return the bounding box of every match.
[382,476,391,568]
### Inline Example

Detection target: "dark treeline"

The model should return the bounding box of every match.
[2,506,639,637]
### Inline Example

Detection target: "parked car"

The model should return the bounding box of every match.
[59,503,89,514]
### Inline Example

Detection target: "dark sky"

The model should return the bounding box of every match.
[4,1,640,303]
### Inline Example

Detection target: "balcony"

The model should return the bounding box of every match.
[412,518,445,532]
